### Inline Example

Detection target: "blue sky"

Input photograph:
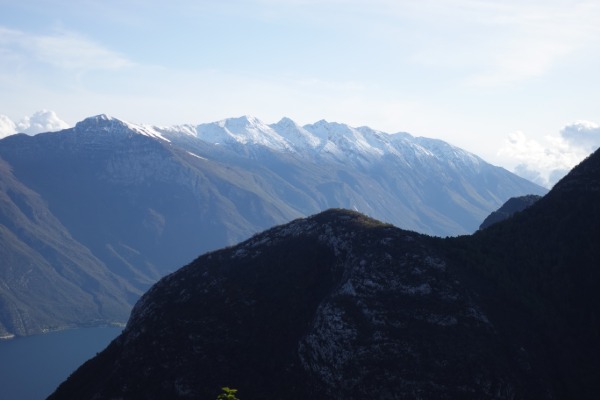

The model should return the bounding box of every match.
[1,0,600,187]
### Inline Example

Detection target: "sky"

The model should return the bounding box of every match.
[1,0,600,187]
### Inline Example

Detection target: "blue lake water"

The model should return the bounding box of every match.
[0,326,122,400]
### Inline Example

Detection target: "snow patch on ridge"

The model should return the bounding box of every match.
[75,114,171,142]
[123,121,171,143]
[71,114,493,180]
[195,116,291,151]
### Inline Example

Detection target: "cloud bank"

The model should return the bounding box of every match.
[0,110,70,137]
[0,115,17,139]
[0,26,133,73]
[499,121,600,188]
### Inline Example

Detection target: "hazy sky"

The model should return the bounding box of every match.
[1,0,600,187]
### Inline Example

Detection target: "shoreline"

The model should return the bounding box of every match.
[0,321,126,341]
[0,324,124,400]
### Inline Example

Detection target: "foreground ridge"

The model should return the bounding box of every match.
[52,209,522,398]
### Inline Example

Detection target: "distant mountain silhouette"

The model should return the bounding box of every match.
[479,194,541,229]
[0,114,545,337]
[49,149,600,399]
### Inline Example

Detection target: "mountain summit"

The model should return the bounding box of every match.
[50,148,600,399]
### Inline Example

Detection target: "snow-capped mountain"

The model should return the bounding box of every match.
[0,113,546,336]
[149,113,547,235]
[151,114,482,167]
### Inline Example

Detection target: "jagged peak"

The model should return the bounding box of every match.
[74,114,130,135]
[195,115,289,150]
[269,117,323,149]
[274,116,296,125]
[307,118,331,126]
[271,116,306,132]
[69,114,494,174]
[74,114,170,142]
[215,115,265,130]
[76,113,123,125]
[91,113,114,121]
[303,119,349,134]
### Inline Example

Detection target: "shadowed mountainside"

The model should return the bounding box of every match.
[50,149,600,399]
[478,194,541,230]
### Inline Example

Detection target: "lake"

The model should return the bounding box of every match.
[0,326,122,400]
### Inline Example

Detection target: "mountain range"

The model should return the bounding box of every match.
[0,114,545,337]
[50,147,600,399]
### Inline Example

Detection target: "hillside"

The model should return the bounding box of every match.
[49,210,542,399]
[0,158,136,336]
[49,149,600,399]
[478,194,541,229]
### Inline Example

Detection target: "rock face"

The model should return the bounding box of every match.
[479,194,542,229]
[0,114,546,336]
[48,210,541,399]
[49,148,600,399]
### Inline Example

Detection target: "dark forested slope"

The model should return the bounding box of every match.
[478,194,541,229]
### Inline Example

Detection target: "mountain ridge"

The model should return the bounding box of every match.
[76,114,501,167]
[27,113,547,238]
[0,114,545,337]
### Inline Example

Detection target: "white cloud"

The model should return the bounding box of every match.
[245,0,600,87]
[32,31,133,70]
[16,110,70,135]
[499,121,600,188]
[559,120,600,151]
[0,26,133,72]
[0,115,17,138]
